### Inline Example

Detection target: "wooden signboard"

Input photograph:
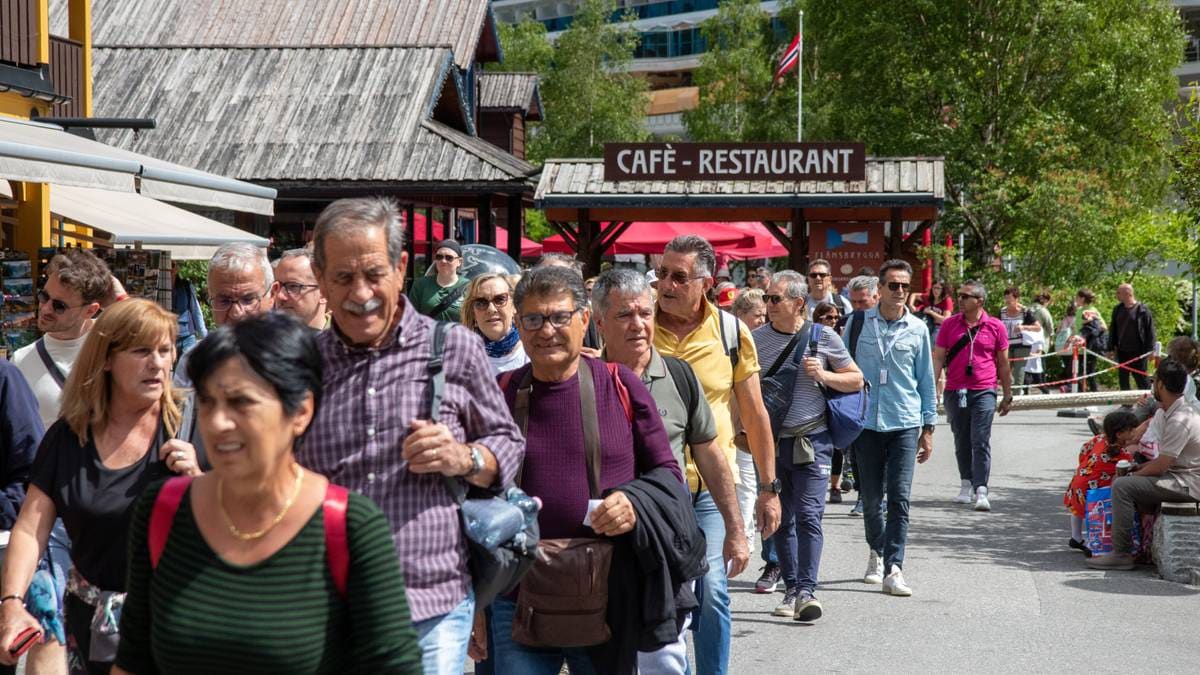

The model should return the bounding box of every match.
[603,142,866,182]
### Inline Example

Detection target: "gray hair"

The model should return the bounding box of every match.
[961,279,987,302]
[591,268,651,315]
[535,253,584,274]
[312,196,406,270]
[208,242,273,292]
[272,247,315,270]
[731,288,765,316]
[771,270,808,300]
[514,265,587,312]
[663,235,716,278]
[848,275,879,294]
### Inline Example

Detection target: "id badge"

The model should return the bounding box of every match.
[958,389,968,409]
[879,368,889,385]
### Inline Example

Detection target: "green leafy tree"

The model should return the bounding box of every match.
[805,0,1182,281]
[685,0,776,140]
[492,0,647,162]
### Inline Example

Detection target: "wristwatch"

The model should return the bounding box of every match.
[922,424,936,434]
[759,478,783,494]
[465,445,486,477]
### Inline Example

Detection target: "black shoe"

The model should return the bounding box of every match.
[829,488,843,504]
[755,564,782,593]
[1069,538,1093,557]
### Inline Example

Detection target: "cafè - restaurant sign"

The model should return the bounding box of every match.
[603,142,865,182]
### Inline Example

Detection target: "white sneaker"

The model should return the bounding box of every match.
[974,486,991,512]
[954,479,972,504]
[863,551,884,584]
[882,565,912,596]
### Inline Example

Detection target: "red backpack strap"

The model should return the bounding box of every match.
[149,476,194,570]
[324,483,350,600]
[605,362,633,423]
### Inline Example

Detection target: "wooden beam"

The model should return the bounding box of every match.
[887,207,903,258]
[597,221,632,255]
[424,206,434,264]
[905,219,934,246]
[789,208,807,272]
[548,221,578,251]
[404,203,416,283]
[541,205,941,223]
[506,195,523,260]
[761,221,792,249]
[477,193,495,246]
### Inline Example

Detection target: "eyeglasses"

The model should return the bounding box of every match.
[655,268,705,286]
[434,254,459,262]
[277,282,319,297]
[519,308,581,331]
[211,292,265,312]
[957,293,980,300]
[764,294,786,304]
[808,272,830,279]
[472,293,510,311]
[37,289,85,315]
[886,281,911,292]
[818,314,839,324]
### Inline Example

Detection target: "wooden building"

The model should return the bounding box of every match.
[72,0,543,269]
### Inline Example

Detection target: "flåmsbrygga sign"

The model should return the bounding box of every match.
[603,142,866,182]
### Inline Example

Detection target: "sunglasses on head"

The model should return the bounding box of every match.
[886,281,910,292]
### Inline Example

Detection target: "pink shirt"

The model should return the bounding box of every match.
[936,311,1008,391]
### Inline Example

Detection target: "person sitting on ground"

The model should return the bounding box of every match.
[1088,359,1200,571]
[114,313,422,674]
[463,272,529,375]
[1063,411,1139,556]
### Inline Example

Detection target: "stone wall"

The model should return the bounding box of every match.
[1152,503,1200,584]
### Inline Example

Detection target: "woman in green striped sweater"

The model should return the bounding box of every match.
[113,313,421,674]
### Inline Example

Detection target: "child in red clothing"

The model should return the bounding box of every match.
[1064,410,1139,555]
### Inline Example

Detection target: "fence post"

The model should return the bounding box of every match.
[1071,345,1080,395]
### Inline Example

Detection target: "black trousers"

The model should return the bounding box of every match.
[1117,350,1151,390]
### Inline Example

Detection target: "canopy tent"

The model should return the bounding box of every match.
[402,211,543,258]
[540,221,755,255]
[0,117,275,215]
[718,224,789,260]
[45,184,269,260]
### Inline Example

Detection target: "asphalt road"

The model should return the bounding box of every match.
[725,409,1200,673]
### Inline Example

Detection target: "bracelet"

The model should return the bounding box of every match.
[0,595,23,604]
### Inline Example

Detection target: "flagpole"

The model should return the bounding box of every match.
[797,10,803,142]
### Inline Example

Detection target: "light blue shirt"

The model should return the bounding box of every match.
[847,306,938,431]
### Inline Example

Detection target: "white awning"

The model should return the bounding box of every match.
[49,184,268,260]
[0,117,276,215]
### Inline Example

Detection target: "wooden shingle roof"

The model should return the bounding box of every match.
[51,0,497,68]
[91,46,534,183]
[479,72,542,120]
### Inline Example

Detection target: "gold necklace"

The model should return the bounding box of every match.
[218,464,304,541]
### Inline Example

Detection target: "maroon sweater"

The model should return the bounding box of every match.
[500,356,681,539]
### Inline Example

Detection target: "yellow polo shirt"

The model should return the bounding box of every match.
[655,302,760,491]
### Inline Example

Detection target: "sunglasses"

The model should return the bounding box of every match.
[37,289,84,315]
[886,281,911,292]
[434,254,459,262]
[808,272,830,279]
[957,293,980,300]
[519,308,582,331]
[764,294,786,304]
[655,268,704,286]
[472,293,510,311]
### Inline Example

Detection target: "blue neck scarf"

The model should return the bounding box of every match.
[482,325,520,358]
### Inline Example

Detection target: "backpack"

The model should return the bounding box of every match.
[810,323,871,449]
[717,308,742,368]
[149,476,351,600]
[844,310,866,360]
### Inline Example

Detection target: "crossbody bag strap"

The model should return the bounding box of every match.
[577,359,603,500]
[322,483,350,600]
[427,322,470,505]
[35,338,67,388]
[427,283,467,319]
[766,331,803,378]
[511,368,534,488]
[943,325,982,370]
[149,476,194,569]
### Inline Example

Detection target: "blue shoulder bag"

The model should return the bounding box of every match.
[810,323,871,448]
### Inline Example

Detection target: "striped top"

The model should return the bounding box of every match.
[115,481,422,674]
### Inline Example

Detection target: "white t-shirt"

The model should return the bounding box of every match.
[488,342,530,375]
[11,332,87,428]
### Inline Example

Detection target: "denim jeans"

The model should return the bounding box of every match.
[854,428,918,571]
[414,590,475,675]
[944,389,996,489]
[775,432,833,594]
[689,490,730,675]
[489,598,597,674]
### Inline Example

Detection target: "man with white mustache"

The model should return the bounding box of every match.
[297,197,524,674]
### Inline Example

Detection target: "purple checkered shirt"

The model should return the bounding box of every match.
[298,299,525,622]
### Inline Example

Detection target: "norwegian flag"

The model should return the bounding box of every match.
[775,33,801,80]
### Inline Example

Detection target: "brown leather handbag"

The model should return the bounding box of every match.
[508,358,628,648]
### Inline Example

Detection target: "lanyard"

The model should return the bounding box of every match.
[872,315,905,363]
